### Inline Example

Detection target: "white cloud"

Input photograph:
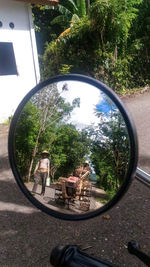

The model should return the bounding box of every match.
[58,81,103,129]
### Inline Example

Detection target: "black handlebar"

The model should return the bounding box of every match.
[50,242,150,267]
[50,245,116,267]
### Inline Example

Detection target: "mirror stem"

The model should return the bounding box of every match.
[128,240,150,265]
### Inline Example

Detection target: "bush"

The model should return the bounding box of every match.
[42,0,150,93]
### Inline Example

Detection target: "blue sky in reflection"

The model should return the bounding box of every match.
[96,98,117,117]
[58,81,117,129]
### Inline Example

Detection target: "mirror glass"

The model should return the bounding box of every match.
[14,80,130,215]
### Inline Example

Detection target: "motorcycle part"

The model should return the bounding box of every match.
[8,74,138,220]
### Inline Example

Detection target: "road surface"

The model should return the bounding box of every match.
[122,91,150,174]
[0,90,150,267]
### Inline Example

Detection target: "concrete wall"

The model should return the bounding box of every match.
[0,0,40,122]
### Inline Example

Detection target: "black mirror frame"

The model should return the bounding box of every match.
[8,74,138,220]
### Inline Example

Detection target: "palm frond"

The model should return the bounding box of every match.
[44,5,55,10]
[57,4,73,16]
[59,0,78,13]
[51,15,70,25]
[71,14,80,24]
[57,27,71,39]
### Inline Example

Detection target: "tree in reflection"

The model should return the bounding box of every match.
[14,84,90,183]
[88,98,130,198]
[46,125,90,182]
[27,83,78,181]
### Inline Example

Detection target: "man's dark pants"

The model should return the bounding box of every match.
[32,171,48,194]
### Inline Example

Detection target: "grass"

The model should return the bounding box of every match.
[118,85,150,96]
[95,197,109,204]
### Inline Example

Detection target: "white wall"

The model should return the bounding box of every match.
[0,0,40,122]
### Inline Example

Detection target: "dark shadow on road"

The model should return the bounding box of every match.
[0,210,57,267]
[0,175,150,267]
[0,179,37,207]
[1,96,150,266]
[0,155,10,171]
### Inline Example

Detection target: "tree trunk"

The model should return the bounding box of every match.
[86,0,90,13]
[27,87,65,182]
[51,166,56,183]
[27,104,49,182]
[27,127,42,182]
[113,45,117,64]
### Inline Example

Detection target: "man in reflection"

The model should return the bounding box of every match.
[75,161,92,194]
[82,161,92,181]
[74,165,84,178]
[75,161,92,180]
[32,150,50,196]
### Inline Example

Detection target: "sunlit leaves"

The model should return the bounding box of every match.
[89,103,130,195]
[14,85,87,182]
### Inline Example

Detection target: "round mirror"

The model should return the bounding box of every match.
[8,74,138,220]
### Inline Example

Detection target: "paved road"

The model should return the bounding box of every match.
[122,91,150,174]
[0,90,150,267]
[25,182,105,213]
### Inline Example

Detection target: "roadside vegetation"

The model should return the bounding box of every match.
[15,1,135,198]
[32,0,150,94]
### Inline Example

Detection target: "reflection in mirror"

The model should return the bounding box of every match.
[14,80,130,214]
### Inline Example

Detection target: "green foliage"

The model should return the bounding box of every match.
[32,0,88,55]
[47,0,87,28]
[15,102,41,180]
[40,0,149,92]
[59,64,73,74]
[89,97,130,195]
[43,16,96,78]
[32,5,63,54]
[48,124,90,179]
[128,0,150,86]
[14,86,90,182]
